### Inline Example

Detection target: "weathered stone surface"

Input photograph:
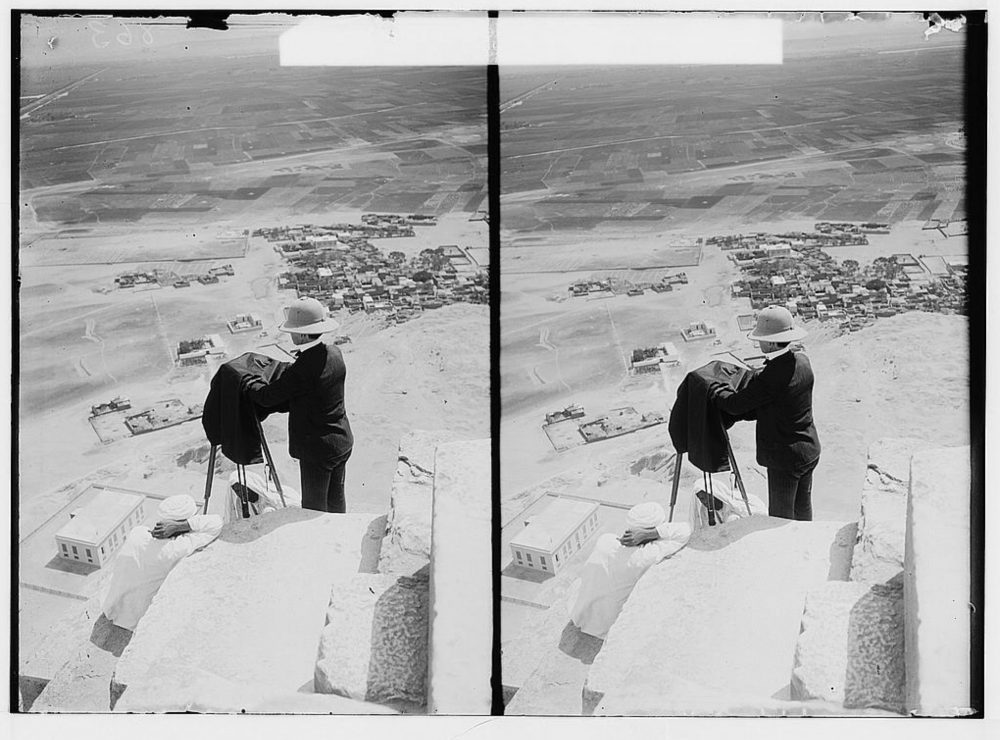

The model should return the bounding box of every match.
[29,614,134,713]
[314,571,428,710]
[501,582,578,702]
[791,578,904,713]
[116,667,396,713]
[851,488,907,583]
[19,594,104,711]
[866,437,931,486]
[428,439,492,714]
[504,614,604,716]
[851,438,933,583]
[112,508,383,711]
[378,430,459,576]
[593,675,900,717]
[905,446,973,716]
[585,517,856,716]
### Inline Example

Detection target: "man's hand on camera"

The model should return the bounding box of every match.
[152,520,191,539]
[620,526,659,547]
[708,381,729,400]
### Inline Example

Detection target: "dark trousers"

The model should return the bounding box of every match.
[300,459,347,513]
[767,459,818,521]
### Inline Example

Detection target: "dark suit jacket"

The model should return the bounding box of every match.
[713,351,821,472]
[242,342,353,469]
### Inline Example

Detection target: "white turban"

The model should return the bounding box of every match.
[158,494,197,521]
[626,502,666,529]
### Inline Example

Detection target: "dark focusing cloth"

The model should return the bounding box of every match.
[668,361,755,473]
[202,353,290,465]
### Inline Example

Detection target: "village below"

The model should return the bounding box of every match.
[18,36,492,712]
[499,18,974,717]
[19,208,491,713]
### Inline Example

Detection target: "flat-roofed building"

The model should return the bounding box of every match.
[510,498,600,575]
[205,334,225,354]
[177,334,226,364]
[680,321,717,342]
[763,243,792,258]
[55,490,145,568]
[943,255,968,272]
[226,313,264,334]
[630,342,680,374]
[919,255,951,277]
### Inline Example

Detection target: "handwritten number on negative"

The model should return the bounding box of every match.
[89,20,109,49]
[116,22,132,46]
[90,20,154,49]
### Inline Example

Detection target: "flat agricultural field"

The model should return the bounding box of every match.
[21,61,487,240]
[502,236,701,274]
[499,19,970,512]
[500,28,965,237]
[22,232,248,266]
[501,242,751,417]
[18,54,488,521]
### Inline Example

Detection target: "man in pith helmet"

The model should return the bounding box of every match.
[710,305,821,521]
[242,297,353,513]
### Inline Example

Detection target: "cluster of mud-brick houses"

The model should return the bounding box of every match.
[254,216,487,324]
[115,263,235,290]
[719,226,967,333]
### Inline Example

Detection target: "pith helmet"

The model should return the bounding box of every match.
[748,305,807,343]
[278,297,340,334]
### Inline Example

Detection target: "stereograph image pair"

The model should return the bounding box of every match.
[14,12,981,718]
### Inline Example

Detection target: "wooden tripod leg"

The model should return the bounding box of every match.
[725,432,753,516]
[237,464,251,519]
[254,415,286,507]
[203,445,218,513]
[667,451,683,523]
[705,471,717,527]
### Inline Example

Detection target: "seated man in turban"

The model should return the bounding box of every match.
[102,494,224,631]
[569,502,691,639]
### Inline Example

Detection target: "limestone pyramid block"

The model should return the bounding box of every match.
[19,594,105,711]
[314,570,428,709]
[904,445,973,716]
[29,614,133,713]
[428,439,492,714]
[378,430,458,576]
[115,666,397,713]
[850,438,933,583]
[112,508,382,711]
[790,578,904,713]
[584,517,855,715]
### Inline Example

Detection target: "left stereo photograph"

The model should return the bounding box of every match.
[15,13,492,714]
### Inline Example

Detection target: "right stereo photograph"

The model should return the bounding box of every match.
[499,13,979,716]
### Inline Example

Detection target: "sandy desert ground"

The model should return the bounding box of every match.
[19,214,487,518]
[499,277,969,704]
[19,255,488,664]
[500,222,967,520]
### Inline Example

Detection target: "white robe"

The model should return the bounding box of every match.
[223,470,300,523]
[569,522,691,640]
[102,514,223,630]
[688,478,767,530]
